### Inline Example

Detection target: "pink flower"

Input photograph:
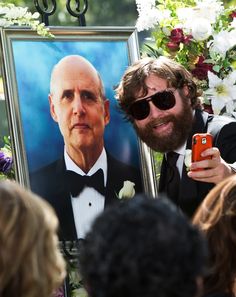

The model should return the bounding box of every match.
[167,29,192,51]
[166,41,180,51]
[229,11,236,19]
[191,56,214,80]
[170,28,184,43]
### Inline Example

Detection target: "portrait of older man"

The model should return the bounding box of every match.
[30,55,142,241]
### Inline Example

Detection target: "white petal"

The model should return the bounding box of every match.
[211,97,227,114]
[208,72,221,87]
[225,100,235,114]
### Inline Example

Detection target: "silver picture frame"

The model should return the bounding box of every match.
[0,26,160,297]
[0,26,157,195]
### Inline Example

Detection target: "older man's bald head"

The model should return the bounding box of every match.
[50,55,105,99]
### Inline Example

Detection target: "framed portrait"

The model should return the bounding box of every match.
[1,26,157,194]
[0,26,158,297]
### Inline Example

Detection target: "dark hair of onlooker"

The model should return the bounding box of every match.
[80,194,207,297]
[193,175,236,297]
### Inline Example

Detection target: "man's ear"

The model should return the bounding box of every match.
[183,85,189,97]
[104,99,110,126]
[48,94,58,123]
[182,85,193,106]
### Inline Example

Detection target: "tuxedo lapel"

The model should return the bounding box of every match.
[104,152,143,207]
[104,154,121,207]
[53,159,78,240]
[186,109,209,149]
[179,164,197,203]
[158,155,167,192]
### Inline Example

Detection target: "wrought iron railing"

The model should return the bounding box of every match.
[34,0,88,26]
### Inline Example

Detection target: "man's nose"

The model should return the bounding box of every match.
[73,95,86,115]
[148,100,163,118]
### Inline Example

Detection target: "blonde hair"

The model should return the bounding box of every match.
[0,180,66,297]
[193,175,236,295]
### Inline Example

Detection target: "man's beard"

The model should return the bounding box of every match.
[134,101,193,153]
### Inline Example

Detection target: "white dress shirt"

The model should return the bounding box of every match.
[64,147,107,239]
[171,110,195,177]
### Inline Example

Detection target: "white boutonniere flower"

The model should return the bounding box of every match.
[184,149,192,171]
[118,180,135,199]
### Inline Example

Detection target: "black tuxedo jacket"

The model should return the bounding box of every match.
[30,152,142,240]
[159,109,236,218]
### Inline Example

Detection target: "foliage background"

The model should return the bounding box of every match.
[8,0,137,27]
[8,0,236,28]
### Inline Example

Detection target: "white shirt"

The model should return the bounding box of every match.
[64,147,107,239]
[172,110,195,177]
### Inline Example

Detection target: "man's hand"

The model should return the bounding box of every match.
[187,147,234,184]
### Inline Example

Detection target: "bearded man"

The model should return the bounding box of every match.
[115,56,236,217]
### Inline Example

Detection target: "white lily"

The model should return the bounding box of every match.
[204,71,236,114]
[177,1,221,26]
[208,29,236,58]
[191,18,212,41]
[194,0,223,22]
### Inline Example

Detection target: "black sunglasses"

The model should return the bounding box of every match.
[129,89,176,120]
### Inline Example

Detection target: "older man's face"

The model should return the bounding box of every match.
[49,58,110,158]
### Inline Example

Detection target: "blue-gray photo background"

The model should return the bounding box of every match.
[12,40,141,173]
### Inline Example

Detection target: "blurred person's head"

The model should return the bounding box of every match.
[0,180,66,297]
[193,175,236,296]
[80,194,207,297]
[49,55,110,171]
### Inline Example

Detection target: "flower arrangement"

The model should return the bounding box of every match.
[136,0,236,117]
[0,2,53,37]
[67,265,87,297]
[57,241,88,297]
[0,136,14,180]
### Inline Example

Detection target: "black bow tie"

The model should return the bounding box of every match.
[66,169,105,197]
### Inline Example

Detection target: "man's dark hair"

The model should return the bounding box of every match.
[115,56,201,122]
[79,194,207,297]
